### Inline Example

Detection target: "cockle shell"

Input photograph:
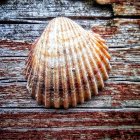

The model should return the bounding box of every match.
[25,17,111,109]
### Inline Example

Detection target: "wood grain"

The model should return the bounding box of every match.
[0,0,140,139]
[0,0,112,20]
[95,0,140,16]
[0,19,139,47]
[0,82,140,108]
[0,109,140,139]
[1,129,139,140]
[0,52,140,82]
[113,0,140,16]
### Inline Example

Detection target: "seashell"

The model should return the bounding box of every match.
[25,17,111,109]
[96,0,113,5]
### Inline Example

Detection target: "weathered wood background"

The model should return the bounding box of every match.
[0,0,140,139]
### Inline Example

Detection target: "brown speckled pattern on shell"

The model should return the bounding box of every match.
[25,17,111,109]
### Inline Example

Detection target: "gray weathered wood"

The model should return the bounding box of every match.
[0,0,112,20]
[0,19,139,48]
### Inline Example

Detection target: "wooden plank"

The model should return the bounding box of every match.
[92,19,140,47]
[0,40,139,108]
[0,108,140,139]
[0,56,140,81]
[0,1,139,139]
[0,82,140,108]
[0,39,140,58]
[0,40,31,56]
[1,129,139,140]
[0,56,139,108]
[95,0,140,16]
[0,40,140,80]
[1,0,139,19]
[113,1,140,16]
[0,19,139,48]
[0,0,112,20]
[0,19,108,42]
[0,54,139,108]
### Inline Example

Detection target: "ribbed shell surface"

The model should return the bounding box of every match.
[25,17,111,109]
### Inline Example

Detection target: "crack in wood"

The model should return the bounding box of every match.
[0,107,140,112]
[0,15,140,24]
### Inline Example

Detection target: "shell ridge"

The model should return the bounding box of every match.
[94,33,106,43]
[79,31,105,90]
[25,40,39,94]
[89,36,111,75]
[29,24,52,100]
[35,38,47,104]
[49,20,60,107]
[66,18,85,104]
[25,40,37,78]
[65,19,78,107]
[28,48,40,99]
[89,32,111,60]
[44,20,57,107]
[44,24,53,108]
[36,62,44,104]
[77,28,105,89]
[49,20,58,108]
[75,26,99,95]
[57,19,66,107]
[68,22,92,100]
[91,32,108,50]
[38,26,55,104]
[60,18,69,109]
[86,35,109,81]
[53,20,61,108]
[70,22,92,100]
[81,30,106,85]
[26,66,34,96]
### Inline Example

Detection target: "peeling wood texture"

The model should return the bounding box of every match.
[0,0,140,139]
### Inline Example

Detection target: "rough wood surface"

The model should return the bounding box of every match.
[113,0,140,16]
[0,109,140,139]
[0,0,140,139]
[95,0,140,16]
[0,0,112,20]
[0,81,140,108]
[1,19,139,47]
